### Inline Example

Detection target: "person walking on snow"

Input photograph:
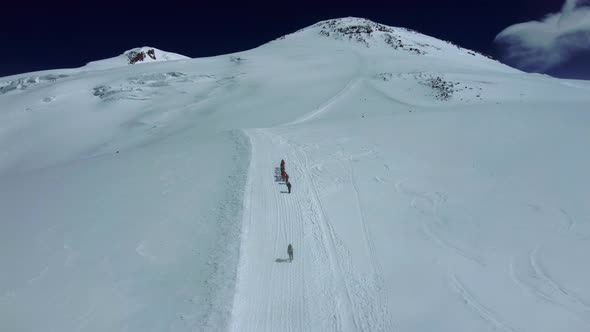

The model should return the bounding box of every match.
[280,160,286,180]
[288,244,293,262]
[286,181,292,194]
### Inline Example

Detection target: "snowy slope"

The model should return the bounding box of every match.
[1,17,590,332]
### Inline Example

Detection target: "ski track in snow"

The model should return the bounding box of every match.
[344,154,391,331]
[27,266,49,284]
[285,50,364,126]
[509,249,590,325]
[450,274,521,332]
[395,180,485,266]
[346,155,381,281]
[294,136,391,331]
[560,208,575,232]
[285,77,363,126]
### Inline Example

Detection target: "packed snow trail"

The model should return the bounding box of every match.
[230,129,392,332]
[229,129,309,331]
[229,43,393,331]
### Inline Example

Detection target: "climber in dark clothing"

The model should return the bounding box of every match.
[288,244,293,262]
[286,181,292,194]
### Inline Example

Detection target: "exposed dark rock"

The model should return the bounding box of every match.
[147,49,156,60]
[230,56,245,63]
[313,19,427,54]
[127,49,157,64]
[422,76,457,101]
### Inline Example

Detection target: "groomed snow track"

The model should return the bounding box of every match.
[229,128,391,332]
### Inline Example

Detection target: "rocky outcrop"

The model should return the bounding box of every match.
[127,48,158,64]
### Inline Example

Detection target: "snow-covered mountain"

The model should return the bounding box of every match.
[0,46,189,96]
[297,17,498,59]
[1,17,589,332]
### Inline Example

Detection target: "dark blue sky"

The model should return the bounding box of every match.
[0,0,564,77]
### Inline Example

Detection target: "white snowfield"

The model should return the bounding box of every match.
[1,17,589,331]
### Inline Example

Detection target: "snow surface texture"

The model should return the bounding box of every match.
[1,17,590,331]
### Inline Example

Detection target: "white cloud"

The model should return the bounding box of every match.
[495,0,590,71]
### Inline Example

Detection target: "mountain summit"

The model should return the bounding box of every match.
[278,17,498,63]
